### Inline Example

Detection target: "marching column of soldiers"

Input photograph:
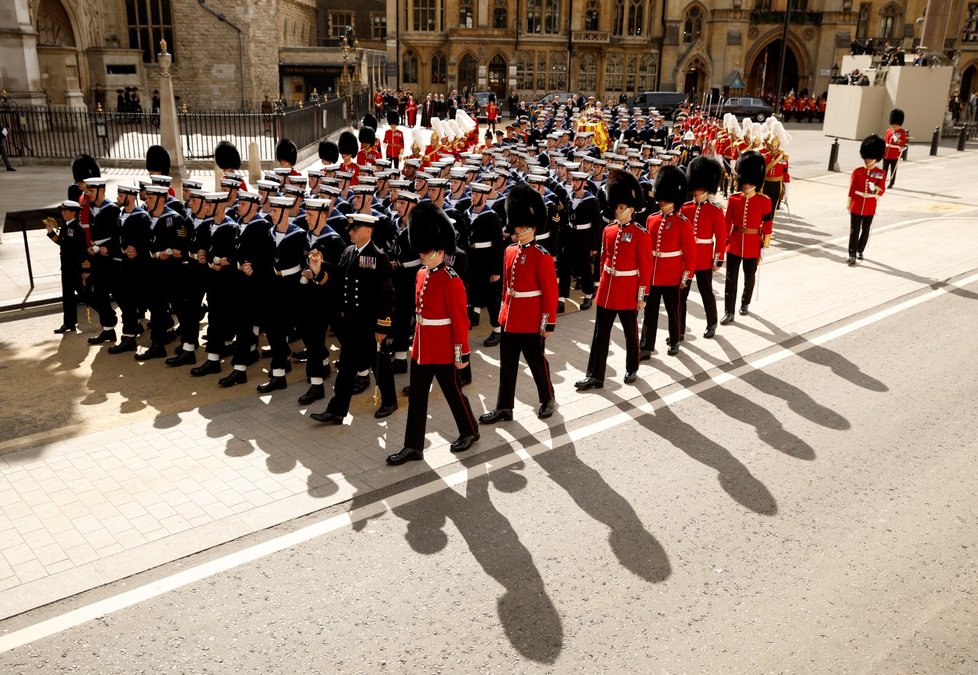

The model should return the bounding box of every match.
[47,102,887,466]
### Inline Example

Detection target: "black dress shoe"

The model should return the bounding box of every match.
[386,447,423,465]
[667,344,680,356]
[720,313,735,325]
[580,296,593,310]
[479,409,513,424]
[856,252,864,260]
[53,324,76,334]
[165,350,196,367]
[297,384,325,405]
[665,335,685,346]
[87,328,116,345]
[191,359,222,377]
[639,349,653,361]
[401,385,411,396]
[623,371,638,384]
[134,344,166,361]
[291,349,308,362]
[739,305,749,316]
[310,410,345,425]
[257,376,288,393]
[218,370,248,387]
[574,376,604,391]
[374,402,398,418]
[703,325,717,339]
[391,359,408,374]
[351,374,370,394]
[108,337,138,354]
[450,433,480,453]
[537,400,555,419]
[847,256,856,266]
[556,300,565,314]
[483,331,501,347]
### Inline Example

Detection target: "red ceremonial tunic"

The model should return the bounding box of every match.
[645,211,696,286]
[884,127,907,161]
[680,199,727,270]
[339,159,361,185]
[764,150,790,184]
[384,128,405,159]
[405,101,417,127]
[411,263,470,365]
[725,191,774,259]
[595,220,652,310]
[356,147,382,166]
[498,241,559,333]
[848,165,887,216]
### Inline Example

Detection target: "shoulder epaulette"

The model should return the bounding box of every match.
[445,265,459,278]
[534,243,551,256]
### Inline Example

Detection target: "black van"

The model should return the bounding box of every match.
[630,91,688,119]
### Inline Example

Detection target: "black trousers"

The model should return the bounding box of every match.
[849,213,874,256]
[116,260,145,336]
[178,263,208,348]
[59,265,82,327]
[145,259,175,344]
[264,275,299,372]
[469,277,501,328]
[762,179,783,214]
[326,319,396,416]
[495,332,554,409]
[203,268,235,355]
[681,268,718,333]
[559,229,595,297]
[391,269,417,353]
[586,305,639,382]
[640,285,682,352]
[403,361,478,451]
[724,253,759,314]
[883,158,898,186]
[231,274,262,366]
[89,257,119,328]
[297,287,333,380]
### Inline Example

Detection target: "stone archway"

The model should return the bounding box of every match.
[745,31,811,100]
[488,54,507,99]
[34,0,85,106]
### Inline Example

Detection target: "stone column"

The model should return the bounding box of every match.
[157,40,187,191]
[0,0,47,106]
[920,0,951,58]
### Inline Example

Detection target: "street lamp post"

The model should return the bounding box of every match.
[340,27,361,126]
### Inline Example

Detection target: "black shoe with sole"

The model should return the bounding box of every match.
[257,376,288,393]
[580,296,593,310]
[537,400,555,419]
[703,325,717,339]
[87,329,117,345]
[479,409,513,424]
[53,324,76,334]
[739,305,749,316]
[623,372,638,384]
[574,377,604,391]
[134,344,166,361]
[297,384,325,405]
[386,447,423,465]
[108,337,138,354]
[374,403,398,419]
[720,313,735,325]
[450,433,480,453]
[191,359,222,377]
[310,410,345,425]
[165,350,196,367]
[483,331,501,347]
[847,256,856,266]
[351,374,370,394]
[218,370,248,387]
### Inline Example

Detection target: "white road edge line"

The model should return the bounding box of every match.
[2,271,977,654]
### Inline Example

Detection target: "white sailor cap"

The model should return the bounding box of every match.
[449,168,468,179]
[397,191,421,204]
[570,171,590,180]
[203,191,229,203]
[404,158,422,168]
[388,179,412,189]
[351,184,375,194]
[527,174,548,184]
[288,174,308,185]
[182,179,203,190]
[323,163,342,172]
[273,167,293,176]
[414,172,433,182]
[320,185,341,197]
[564,162,581,171]
[469,182,492,193]
[220,176,242,189]
[150,175,172,185]
[335,171,354,180]
[647,158,663,166]
[256,180,279,191]
[307,170,325,179]
[238,191,261,204]
[85,177,108,187]
[189,189,208,199]
[60,199,83,210]
[117,185,141,195]
[303,198,330,211]
[144,184,169,195]
[349,213,379,228]
[427,178,449,188]
[375,159,392,168]
[267,195,293,208]
[282,185,305,196]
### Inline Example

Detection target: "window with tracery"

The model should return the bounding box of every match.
[683,6,702,44]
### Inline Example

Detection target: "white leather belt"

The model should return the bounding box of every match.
[471,241,493,249]
[886,143,902,149]
[536,232,550,240]
[603,265,638,277]
[509,289,542,298]
[402,259,421,268]
[695,238,713,245]
[274,265,301,277]
[93,237,111,245]
[571,222,591,230]
[416,316,451,326]
[854,192,878,198]
[653,250,682,258]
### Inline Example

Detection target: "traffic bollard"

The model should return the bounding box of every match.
[930,127,939,156]
[828,137,841,172]
[958,126,967,151]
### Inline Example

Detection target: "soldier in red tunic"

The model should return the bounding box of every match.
[386,203,480,465]
[720,150,773,324]
[356,126,382,166]
[680,156,727,339]
[847,134,886,265]
[575,172,652,390]
[382,110,405,169]
[337,131,361,184]
[479,184,559,424]
[639,166,696,358]
[883,108,907,188]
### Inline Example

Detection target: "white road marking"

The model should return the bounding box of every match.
[1,270,976,654]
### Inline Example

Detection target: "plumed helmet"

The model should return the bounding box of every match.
[686,155,723,195]
[275,138,298,165]
[214,141,241,170]
[71,154,101,183]
[318,139,339,163]
[408,201,457,255]
[605,170,645,210]
[338,131,359,157]
[860,134,886,161]
[736,150,766,188]
[358,126,376,146]
[145,145,170,174]
[387,109,401,126]
[653,165,688,207]
[889,108,905,126]
[361,113,378,130]
[504,183,547,235]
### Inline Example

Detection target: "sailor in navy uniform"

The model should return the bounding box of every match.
[389,190,422,375]
[107,185,152,354]
[82,177,121,345]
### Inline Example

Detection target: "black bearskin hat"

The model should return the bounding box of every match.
[358,126,376,146]
[408,201,457,255]
[387,109,401,126]
[889,108,905,126]
[361,113,378,130]
[860,134,886,161]
[275,138,298,165]
[145,145,170,174]
[606,171,645,210]
[338,131,358,157]
[504,183,548,235]
[214,141,241,170]
[71,154,100,183]
[686,155,722,195]
[318,140,339,163]
[736,150,766,188]
[654,165,687,207]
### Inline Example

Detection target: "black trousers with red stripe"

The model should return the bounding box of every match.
[495,332,554,410]
[640,284,682,352]
[404,361,478,451]
[680,268,718,333]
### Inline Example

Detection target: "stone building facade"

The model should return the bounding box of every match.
[0,0,386,110]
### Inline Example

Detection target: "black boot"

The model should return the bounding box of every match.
[87,328,117,345]
[297,384,325,405]
[190,359,222,377]
[165,350,196,367]
[218,370,248,387]
[134,343,167,361]
[108,336,138,354]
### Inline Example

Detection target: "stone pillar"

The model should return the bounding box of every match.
[920,0,951,58]
[0,0,47,106]
[157,40,187,190]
